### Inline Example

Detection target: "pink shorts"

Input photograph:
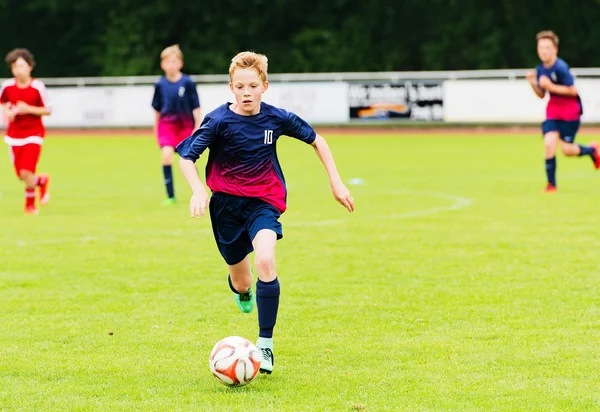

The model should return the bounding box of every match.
[9,143,41,176]
[157,119,194,148]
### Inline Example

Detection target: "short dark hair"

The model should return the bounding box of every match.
[536,30,559,48]
[5,48,35,69]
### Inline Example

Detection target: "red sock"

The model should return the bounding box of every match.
[25,188,36,208]
[36,174,47,187]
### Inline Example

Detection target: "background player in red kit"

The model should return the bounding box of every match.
[1,48,52,214]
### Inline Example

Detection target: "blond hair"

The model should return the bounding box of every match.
[160,44,183,61]
[229,51,268,83]
[536,30,559,47]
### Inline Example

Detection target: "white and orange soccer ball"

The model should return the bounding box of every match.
[209,336,262,387]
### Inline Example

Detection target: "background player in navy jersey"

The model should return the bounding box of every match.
[177,51,354,374]
[526,30,600,193]
[151,45,202,206]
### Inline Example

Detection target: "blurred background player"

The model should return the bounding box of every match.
[1,48,51,214]
[526,30,600,193]
[151,45,202,206]
[177,51,355,374]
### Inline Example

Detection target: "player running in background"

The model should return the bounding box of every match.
[151,45,202,206]
[177,51,354,374]
[526,30,600,193]
[1,48,51,214]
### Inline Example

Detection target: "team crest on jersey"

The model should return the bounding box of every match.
[264,130,273,144]
[178,86,185,97]
[551,72,557,82]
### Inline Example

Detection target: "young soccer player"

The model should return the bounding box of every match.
[1,48,51,214]
[526,30,600,192]
[177,51,354,374]
[151,45,202,206]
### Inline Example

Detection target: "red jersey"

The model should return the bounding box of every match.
[1,78,50,145]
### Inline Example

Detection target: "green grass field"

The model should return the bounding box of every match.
[1,132,600,411]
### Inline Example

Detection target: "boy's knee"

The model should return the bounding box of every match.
[544,140,557,156]
[560,142,575,155]
[18,170,32,181]
[254,254,276,277]
[161,147,175,164]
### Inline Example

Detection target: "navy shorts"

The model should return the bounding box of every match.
[209,192,283,265]
[542,119,580,143]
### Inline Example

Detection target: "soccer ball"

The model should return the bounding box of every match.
[209,336,262,387]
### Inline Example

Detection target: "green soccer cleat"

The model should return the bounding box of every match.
[257,346,274,374]
[161,197,177,207]
[235,288,255,313]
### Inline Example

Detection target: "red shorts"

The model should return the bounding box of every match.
[9,143,41,176]
[157,119,194,148]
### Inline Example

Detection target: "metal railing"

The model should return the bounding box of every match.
[2,68,599,87]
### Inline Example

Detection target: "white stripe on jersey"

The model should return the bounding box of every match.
[0,78,16,105]
[31,79,51,111]
[4,136,44,146]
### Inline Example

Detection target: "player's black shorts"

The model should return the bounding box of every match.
[209,192,283,265]
[542,119,580,143]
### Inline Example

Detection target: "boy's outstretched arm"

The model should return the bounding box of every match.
[311,134,354,212]
[192,108,202,130]
[179,158,210,218]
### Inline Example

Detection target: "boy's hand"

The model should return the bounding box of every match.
[15,101,31,113]
[331,182,354,212]
[6,108,17,121]
[526,70,537,86]
[190,190,210,218]
[538,75,552,90]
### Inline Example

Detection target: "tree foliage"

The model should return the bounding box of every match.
[0,0,599,77]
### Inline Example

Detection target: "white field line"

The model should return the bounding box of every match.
[286,190,474,227]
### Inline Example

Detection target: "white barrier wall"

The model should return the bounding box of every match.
[12,77,600,128]
[572,79,600,123]
[43,82,349,128]
[444,80,545,123]
[444,79,600,123]
[198,82,349,124]
[46,86,155,128]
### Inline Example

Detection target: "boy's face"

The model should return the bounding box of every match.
[537,38,557,64]
[11,57,32,81]
[229,68,268,115]
[160,54,183,77]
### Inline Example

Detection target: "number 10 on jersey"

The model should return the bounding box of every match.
[264,130,273,144]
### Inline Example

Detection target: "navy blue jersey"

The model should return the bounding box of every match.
[177,102,316,212]
[536,58,582,120]
[151,74,200,124]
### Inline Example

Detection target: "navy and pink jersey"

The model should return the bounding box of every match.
[536,58,582,121]
[176,102,317,213]
[151,74,200,124]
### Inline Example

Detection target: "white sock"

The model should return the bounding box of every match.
[256,337,273,349]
